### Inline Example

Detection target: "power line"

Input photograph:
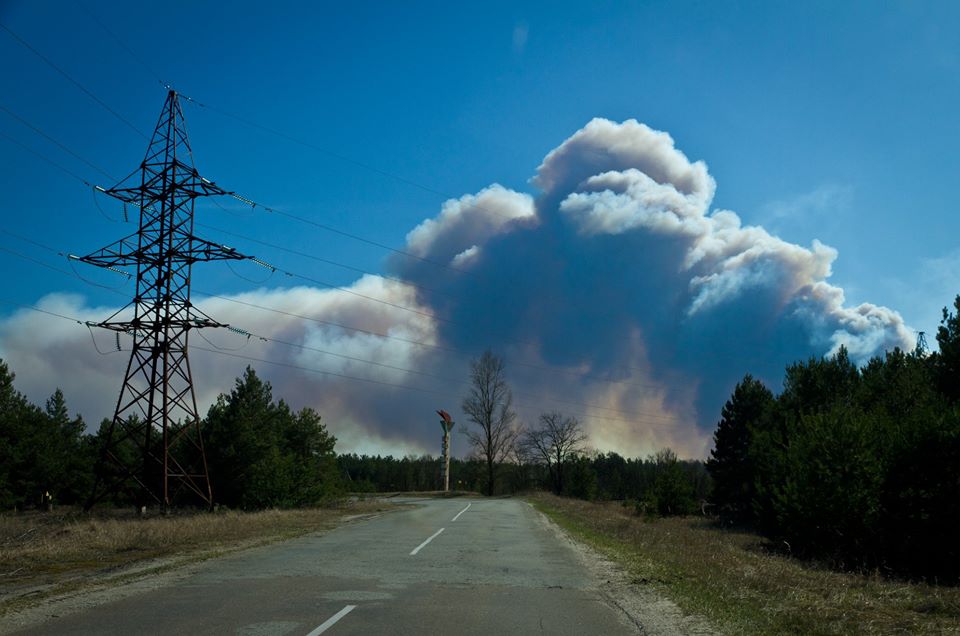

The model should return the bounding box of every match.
[0,242,683,423]
[0,20,148,140]
[0,89,496,328]
[0,244,76,277]
[0,298,684,431]
[74,1,166,86]
[0,298,87,325]
[0,123,593,378]
[195,289,671,393]
[0,91,668,392]
[202,326,682,423]
[0,227,671,396]
[0,129,95,187]
[189,346,680,431]
[0,106,456,303]
[196,220,454,301]
[70,4,505,223]
[0,102,117,180]
[1,87,469,292]
[222,188,468,275]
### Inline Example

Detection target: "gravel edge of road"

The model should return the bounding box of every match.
[526,500,719,636]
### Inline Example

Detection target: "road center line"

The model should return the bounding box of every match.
[305,604,356,636]
[451,502,471,521]
[410,527,445,555]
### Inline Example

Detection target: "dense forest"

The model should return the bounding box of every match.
[0,365,341,510]
[708,295,960,582]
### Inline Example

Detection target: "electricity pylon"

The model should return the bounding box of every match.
[916,331,928,356]
[80,90,253,510]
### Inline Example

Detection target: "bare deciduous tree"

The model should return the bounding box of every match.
[461,351,517,496]
[522,411,586,495]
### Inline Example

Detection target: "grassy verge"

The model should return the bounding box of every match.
[0,500,392,614]
[529,493,960,635]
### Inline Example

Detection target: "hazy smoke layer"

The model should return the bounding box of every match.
[0,119,914,458]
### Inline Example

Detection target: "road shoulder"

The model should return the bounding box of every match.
[527,497,718,636]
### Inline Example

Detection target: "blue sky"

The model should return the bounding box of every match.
[1,1,959,456]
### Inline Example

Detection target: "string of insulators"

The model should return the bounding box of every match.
[229,192,278,213]
[250,256,276,271]
[227,325,252,341]
[66,254,131,278]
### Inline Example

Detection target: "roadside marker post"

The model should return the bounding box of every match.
[437,409,455,492]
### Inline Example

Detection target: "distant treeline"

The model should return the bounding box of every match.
[707,295,960,582]
[337,450,710,515]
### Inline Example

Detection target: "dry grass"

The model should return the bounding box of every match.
[530,493,960,635]
[0,500,391,612]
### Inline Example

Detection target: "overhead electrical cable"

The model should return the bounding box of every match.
[0,224,673,396]
[0,102,117,180]
[1,16,697,441]
[189,346,680,431]
[0,243,683,424]
[0,20,148,140]
[73,1,167,86]
[194,289,669,393]
[0,299,685,431]
[198,325,679,422]
[0,116,664,390]
[222,189,468,274]
[74,6,527,245]
[0,298,87,325]
[0,108,472,314]
[0,130,95,187]
[196,221,453,300]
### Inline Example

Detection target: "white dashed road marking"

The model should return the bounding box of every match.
[410,527,445,555]
[305,604,356,635]
[451,503,471,521]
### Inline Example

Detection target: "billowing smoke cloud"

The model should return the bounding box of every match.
[0,118,914,459]
[390,118,913,456]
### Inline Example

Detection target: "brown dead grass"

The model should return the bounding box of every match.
[0,500,391,613]
[530,493,960,635]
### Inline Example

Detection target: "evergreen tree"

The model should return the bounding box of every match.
[769,405,882,562]
[933,295,960,403]
[645,449,696,516]
[202,367,340,509]
[0,360,45,508]
[39,389,91,504]
[706,374,773,523]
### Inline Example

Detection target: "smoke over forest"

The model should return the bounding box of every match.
[0,119,914,458]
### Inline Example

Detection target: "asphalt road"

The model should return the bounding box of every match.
[12,498,638,635]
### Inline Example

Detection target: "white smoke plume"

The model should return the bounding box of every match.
[0,118,913,459]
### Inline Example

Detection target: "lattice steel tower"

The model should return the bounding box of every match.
[81,90,251,510]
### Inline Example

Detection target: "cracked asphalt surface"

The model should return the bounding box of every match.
[9,497,637,635]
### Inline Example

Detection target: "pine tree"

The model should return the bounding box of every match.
[706,374,773,522]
